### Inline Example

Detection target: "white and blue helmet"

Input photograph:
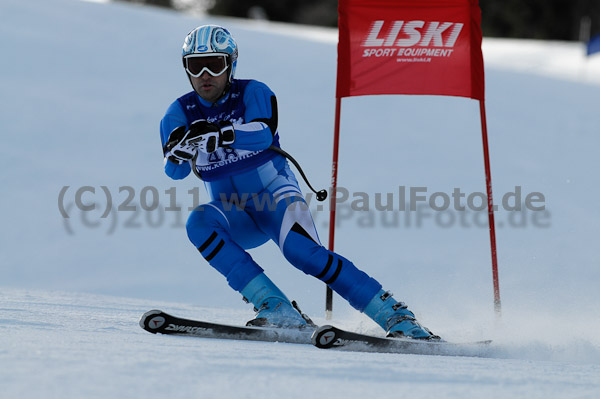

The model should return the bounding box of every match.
[182,25,238,82]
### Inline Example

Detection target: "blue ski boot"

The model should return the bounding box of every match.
[241,273,314,329]
[364,289,440,340]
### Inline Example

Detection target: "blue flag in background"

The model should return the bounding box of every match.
[587,34,600,56]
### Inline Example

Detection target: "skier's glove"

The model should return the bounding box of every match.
[163,120,235,163]
[188,120,235,154]
[163,125,197,164]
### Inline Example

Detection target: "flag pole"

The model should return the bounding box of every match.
[326,96,342,320]
[479,99,501,316]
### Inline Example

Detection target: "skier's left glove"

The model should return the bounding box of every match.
[163,125,197,164]
[189,120,235,154]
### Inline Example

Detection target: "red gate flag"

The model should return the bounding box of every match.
[336,0,484,100]
[328,0,500,318]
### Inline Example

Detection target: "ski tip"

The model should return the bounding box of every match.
[139,309,165,333]
[311,325,338,349]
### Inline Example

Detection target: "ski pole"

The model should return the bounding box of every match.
[268,146,327,201]
[191,147,328,202]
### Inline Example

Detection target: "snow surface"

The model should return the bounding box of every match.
[1,0,600,397]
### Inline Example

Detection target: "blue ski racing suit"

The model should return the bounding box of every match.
[160,79,382,312]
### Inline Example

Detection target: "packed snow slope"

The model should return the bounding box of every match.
[3,288,600,399]
[1,0,600,397]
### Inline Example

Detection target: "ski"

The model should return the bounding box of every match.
[139,309,314,345]
[311,325,492,357]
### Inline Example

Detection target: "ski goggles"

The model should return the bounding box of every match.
[184,54,229,77]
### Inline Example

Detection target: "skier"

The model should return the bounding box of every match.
[160,25,439,340]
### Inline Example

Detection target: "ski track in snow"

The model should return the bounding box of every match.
[2,0,600,397]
